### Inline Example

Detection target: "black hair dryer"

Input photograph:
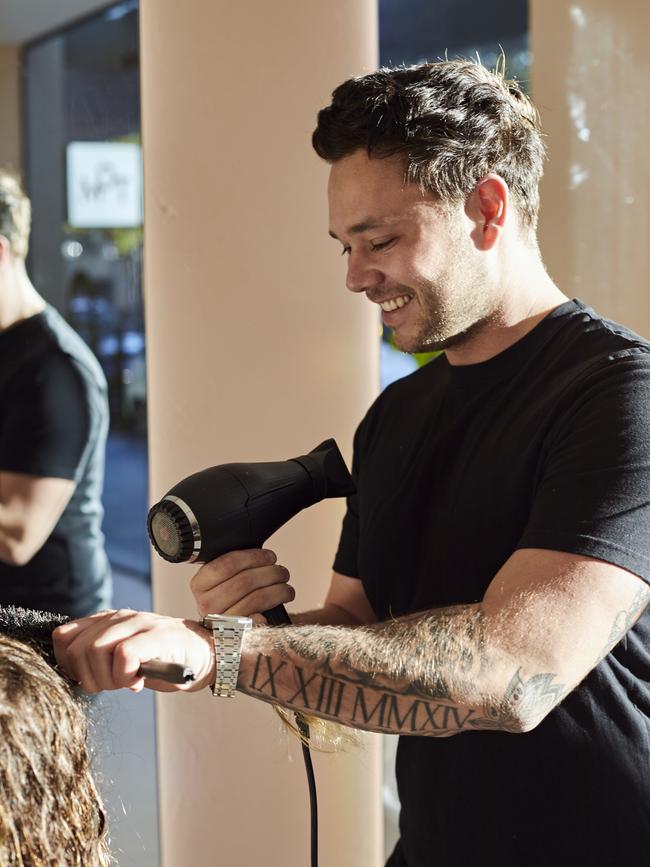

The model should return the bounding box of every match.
[147,439,355,626]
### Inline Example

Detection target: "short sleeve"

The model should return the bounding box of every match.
[333,415,368,579]
[518,351,650,582]
[0,351,90,481]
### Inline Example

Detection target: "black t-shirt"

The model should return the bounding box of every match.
[334,300,650,867]
[0,306,111,617]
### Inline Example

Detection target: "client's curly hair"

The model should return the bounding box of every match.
[0,634,110,866]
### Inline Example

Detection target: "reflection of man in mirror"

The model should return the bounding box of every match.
[0,171,111,617]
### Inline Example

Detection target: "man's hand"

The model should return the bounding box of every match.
[53,609,215,694]
[190,549,295,622]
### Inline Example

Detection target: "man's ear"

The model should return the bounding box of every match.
[466,174,509,250]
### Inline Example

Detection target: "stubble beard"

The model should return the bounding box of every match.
[393,280,496,355]
[393,243,496,354]
[411,295,495,353]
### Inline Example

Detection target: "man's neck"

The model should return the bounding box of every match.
[0,261,45,331]
[445,261,569,367]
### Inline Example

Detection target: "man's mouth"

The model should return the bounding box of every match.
[377,294,413,312]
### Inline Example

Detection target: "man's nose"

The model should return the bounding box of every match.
[345,251,383,294]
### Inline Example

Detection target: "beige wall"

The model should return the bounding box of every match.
[531,0,650,336]
[140,2,382,865]
[0,44,21,173]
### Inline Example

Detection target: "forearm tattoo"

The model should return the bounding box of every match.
[598,582,650,661]
[240,606,566,737]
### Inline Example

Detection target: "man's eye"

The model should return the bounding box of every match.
[341,246,351,256]
[370,238,395,252]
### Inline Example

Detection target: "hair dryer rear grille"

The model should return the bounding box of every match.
[148,498,196,563]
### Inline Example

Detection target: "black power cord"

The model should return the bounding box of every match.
[296,717,318,867]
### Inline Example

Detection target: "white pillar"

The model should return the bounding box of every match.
[139,2,382,865]
[531,0,650,336]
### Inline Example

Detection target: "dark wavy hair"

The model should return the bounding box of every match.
[0,633,110,866]
[312,60,546,231]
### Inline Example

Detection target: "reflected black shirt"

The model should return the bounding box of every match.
[0,306,111,617]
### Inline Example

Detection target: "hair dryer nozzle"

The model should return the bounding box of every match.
[290,439,356,501]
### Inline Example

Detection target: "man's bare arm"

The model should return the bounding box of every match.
[0,471,75,566]
[53,550,649,736]
[291,571,378,626]
[237,550,650,736]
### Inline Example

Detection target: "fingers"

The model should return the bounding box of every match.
[223,581,295,617]
[110,632,183,693]
[190,548,295,617]
[54,609,119,689]
[190,549,277,594]
[55,609,149,691]
[53,610,215,694]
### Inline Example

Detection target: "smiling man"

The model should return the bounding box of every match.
[55,61,650,867]
[327,149,564,361]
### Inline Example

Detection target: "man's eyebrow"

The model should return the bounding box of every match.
[328,219,399,240]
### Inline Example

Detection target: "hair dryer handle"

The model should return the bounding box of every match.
[263,603,293,626]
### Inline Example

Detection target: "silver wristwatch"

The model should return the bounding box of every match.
[201,614,252,697]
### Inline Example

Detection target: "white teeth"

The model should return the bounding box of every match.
[380,295,412,312]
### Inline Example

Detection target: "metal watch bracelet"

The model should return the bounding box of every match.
[201,614,252,697]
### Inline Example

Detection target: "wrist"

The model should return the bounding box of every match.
[181,619,216,691]
[201,614,252,697]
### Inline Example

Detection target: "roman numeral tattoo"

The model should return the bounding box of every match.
[239,602,576,737]
[244,652,566,736]
[239,577,650,737]
[250,655,287,699]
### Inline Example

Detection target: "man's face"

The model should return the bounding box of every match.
[328,149,496,353]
